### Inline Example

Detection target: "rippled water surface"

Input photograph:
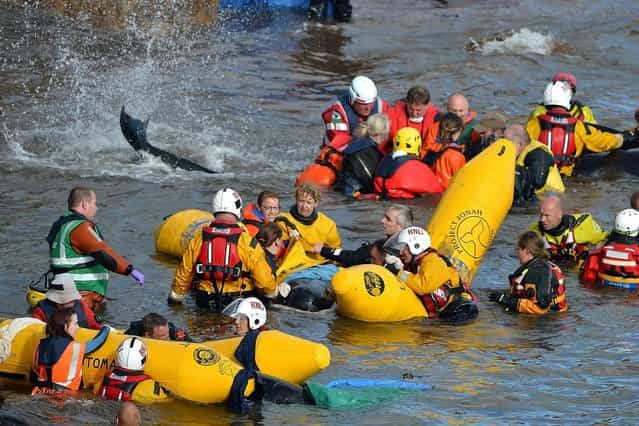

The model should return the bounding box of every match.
[1,0,639,423]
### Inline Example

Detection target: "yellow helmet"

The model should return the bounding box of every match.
[393,127,422,157]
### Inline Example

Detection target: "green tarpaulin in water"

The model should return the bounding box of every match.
[304,382,420,410]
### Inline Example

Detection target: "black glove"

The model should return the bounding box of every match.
[621,130,639,151]
[488,291,505,303]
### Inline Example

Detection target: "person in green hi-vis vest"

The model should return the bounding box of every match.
[46,187,145,313]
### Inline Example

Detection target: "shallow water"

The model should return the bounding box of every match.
[1,0,639,423]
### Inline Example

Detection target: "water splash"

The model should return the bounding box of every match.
[0,5,245,182]
[467,28,555,56]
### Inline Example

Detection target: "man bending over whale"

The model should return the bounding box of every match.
[312,204,414,266]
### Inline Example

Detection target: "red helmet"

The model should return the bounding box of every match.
[552,72,577,92]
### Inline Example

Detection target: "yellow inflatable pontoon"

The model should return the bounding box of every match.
[155,209,214,258]
[426,139,515,285]
[332,140,516,322]
[0,318,330,404]
[331,265,426,322]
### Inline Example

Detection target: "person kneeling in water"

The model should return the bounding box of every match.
[96,337,170,403]
[383,226,478,323]
[373,127,445,199]
[222,298,312,413]
[489,231,567,314]
[582,209,639,287]
[124,313,191,342]
[31,308,110,395]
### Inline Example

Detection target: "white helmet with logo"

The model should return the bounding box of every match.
[543,81,571,110]
[212,188,243,219]
[222,297,267,330]
[397,226,431,255]
[614,208,639,237]
[116,337,147,371]
[349,76,378,105]
[384,226,431,256]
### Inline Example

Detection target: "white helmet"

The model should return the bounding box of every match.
[116,337,147,371]
[212,188,242,218]
[349,76,378,105]
[543,81,571,110]
[384,226,431,256]
[222,297,267,330]
[614,208,639,237]
[398,226,431,255]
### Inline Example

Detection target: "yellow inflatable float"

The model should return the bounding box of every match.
[426,138,515,284]
[332,139,516,322]
[0,318,330,404]
[331,265,426,322]
[155,209,214,258]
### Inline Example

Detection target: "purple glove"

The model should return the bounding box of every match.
[131,269,145,285]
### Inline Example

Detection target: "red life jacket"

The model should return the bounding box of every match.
[598,243,639,278]
[195,222,246,283]
[409,250,469,317]
[537,108,578,168]
[373,154,444,199]
[336,93,386,136]
[97,368,152,401]
[509,260,567,312]
[315,141,346,173]
[388,100,440,143]
[37,299,89,328]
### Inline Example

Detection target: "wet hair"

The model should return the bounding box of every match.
[46,307,76,339]
[517,231,550,260]
[369,239,387,265]
[631,191,639,209]
[256,222,282,248]
[366,113,391,140]
[142,313,168,335]
[257,190,280,207]
[68,187,94,210]
[406,86,431,105]
[371,239,387,254]
[388,204,414,227]
[296,182,321,203]
[437,113,464,142]
[353,122,369,139]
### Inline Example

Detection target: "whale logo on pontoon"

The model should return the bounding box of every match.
[456,215,492,259]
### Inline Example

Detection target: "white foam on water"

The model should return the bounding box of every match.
[475,28,555,56]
